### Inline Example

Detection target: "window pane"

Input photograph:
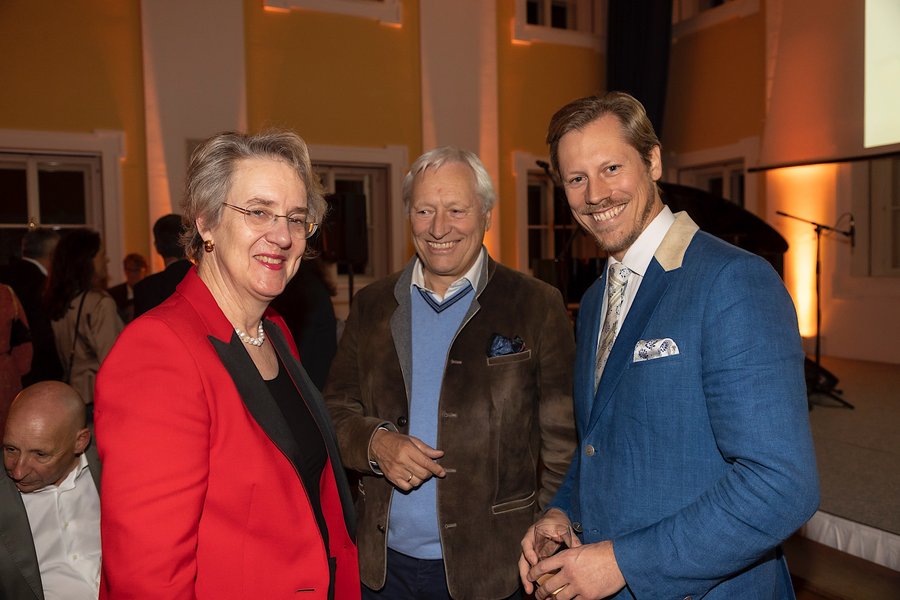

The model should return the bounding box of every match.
[335,178,365,196]
[528,183,545,225]
[526,0,542,25]
[39,167,86,224]
[528,229,543,267]
[0,166,28,223]
[553,187,572,224]
[554,227,573,257]
[729,170,745,207]
[551,0,571,28]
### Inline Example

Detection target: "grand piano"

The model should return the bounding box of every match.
[534,181,837,406]
[534,181,789,307]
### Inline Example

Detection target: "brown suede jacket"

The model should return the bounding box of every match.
[324,253,576,599]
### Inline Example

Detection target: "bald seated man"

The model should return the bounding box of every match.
[0,381,101,600]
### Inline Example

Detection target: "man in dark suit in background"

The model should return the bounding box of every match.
[133,214,192,318]
[107,252,148,323]
[0,381,101,600]
[0,228,62,384]
[271,257,338,390]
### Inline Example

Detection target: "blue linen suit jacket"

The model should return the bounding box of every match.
[549,212,819,599]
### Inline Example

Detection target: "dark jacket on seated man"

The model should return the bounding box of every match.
[0,381,101,600]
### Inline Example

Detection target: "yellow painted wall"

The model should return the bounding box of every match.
[0,1,149,259]
[663,10,766,154]
[244,1,422,153]
[496,1,604,263]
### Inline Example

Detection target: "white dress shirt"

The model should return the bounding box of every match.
[411,246,486,301]
[598,206,676,345]
[21,453,101,600]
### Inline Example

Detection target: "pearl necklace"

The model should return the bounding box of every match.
[235,322,265,347]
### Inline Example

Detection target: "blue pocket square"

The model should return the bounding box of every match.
[633,338,679,362]
[487,333,526,357]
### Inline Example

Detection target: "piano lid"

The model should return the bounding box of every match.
[659,182,788,276]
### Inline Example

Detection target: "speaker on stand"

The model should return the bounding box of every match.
[776,211,854,410]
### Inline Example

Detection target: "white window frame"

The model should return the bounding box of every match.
[0,153,103,228]
[671,0,758,40]
[264,0,402,25]
[514,151,550,271]
[309,144,407,271]
[664,137,760,215]
[513,0,605,50]
[676,160,746,207]
[869,156,900,277]
[0,129,126,277]
[314,163,391,281]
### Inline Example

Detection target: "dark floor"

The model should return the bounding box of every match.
[786,534,900,600]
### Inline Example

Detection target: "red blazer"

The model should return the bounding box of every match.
[95,269,359,599]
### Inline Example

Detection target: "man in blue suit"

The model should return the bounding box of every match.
[519,92,819,599]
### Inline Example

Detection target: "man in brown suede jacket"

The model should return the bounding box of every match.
[324,146,576,599]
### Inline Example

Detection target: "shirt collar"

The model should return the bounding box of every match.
[22,256,48,276]
[412,246,485,301]
[29,453,90,495]
[620,205,675,277]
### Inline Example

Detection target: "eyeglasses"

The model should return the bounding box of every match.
[223,203,319,239]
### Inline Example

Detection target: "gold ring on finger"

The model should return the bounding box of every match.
[551,584,567,597]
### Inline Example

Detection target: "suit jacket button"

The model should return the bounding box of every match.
[397,416,408,427]
[585,444,595,457]
[572,522,583,533]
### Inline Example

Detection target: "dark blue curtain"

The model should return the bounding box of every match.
[606,0,673,137]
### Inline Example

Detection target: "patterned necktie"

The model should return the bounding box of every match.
[595,262,631,390]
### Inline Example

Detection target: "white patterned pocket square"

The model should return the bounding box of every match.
[633,338,680,362]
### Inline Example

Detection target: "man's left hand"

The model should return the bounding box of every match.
[528,540,626,600]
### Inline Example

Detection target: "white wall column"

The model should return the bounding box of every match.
[419,0,500,259]
[140,0,247,270]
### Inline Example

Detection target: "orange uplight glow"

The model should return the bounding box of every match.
[768,164,839,339]
[511,19,531,46]
[263,6,291,14]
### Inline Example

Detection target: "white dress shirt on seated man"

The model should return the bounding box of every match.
[21,453,101,600]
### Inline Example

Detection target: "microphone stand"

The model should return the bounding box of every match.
[776,211,854,409]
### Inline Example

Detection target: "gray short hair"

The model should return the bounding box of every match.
[401,146,496,214]
[181,129,325,262]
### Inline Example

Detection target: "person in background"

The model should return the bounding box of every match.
[45,229,123,416]
[0,228,63,384]
[519,92,819,600]
[95,129,359,599]
[107,252,148,323]
[325,146,576,599]
[1,381,101,600]
[0,285,32,432]
[132,214,193,318]
[271,256,338,390]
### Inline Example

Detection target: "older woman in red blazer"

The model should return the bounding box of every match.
[94,130,359,599]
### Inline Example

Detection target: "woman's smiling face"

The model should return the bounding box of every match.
[199,157,308,303]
